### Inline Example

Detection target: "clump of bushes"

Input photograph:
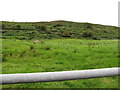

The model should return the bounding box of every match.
[82,30,101,40]
[35,25,46,31]
[62,30,71,37]
[16,25,21,30]
[46,30,52,34]
[92,36,101,40]
[82,30,94,37]
[53,24,63,27]
[10,25,21,30]
[2,25,5,29]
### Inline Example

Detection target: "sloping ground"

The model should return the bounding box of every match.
[1,20,120,40]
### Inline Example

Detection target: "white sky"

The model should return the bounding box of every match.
[0,0,119,26]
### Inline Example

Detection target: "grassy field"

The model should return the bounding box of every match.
[2,39,119,88]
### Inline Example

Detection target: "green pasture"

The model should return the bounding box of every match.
[2,39,119,88]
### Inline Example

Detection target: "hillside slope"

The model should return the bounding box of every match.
[1,20,119,40]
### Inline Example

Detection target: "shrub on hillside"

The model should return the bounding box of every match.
[46,30,52,34]
[35,25,46,31]
[16,25,21,30]
[82,30,94,37]
[2,25,5,29]
[53,24,63,27]
[92,36,101,40]
[41,26,46,31]
[84,23,93,29]
[62,30,71,37]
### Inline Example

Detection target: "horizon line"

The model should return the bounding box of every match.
[1,20,118,27]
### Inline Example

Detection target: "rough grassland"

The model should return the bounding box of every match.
[2,39,119,88]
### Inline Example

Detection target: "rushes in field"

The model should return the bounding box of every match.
[9,53,12,56]
[88,43,92,52]
[45,46,51,50]
[40,40,45,44]
[20,51,26,57]
[29,46,34,50]
[2,54,6,62]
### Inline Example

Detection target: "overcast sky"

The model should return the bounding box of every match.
[0,0,119,26]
